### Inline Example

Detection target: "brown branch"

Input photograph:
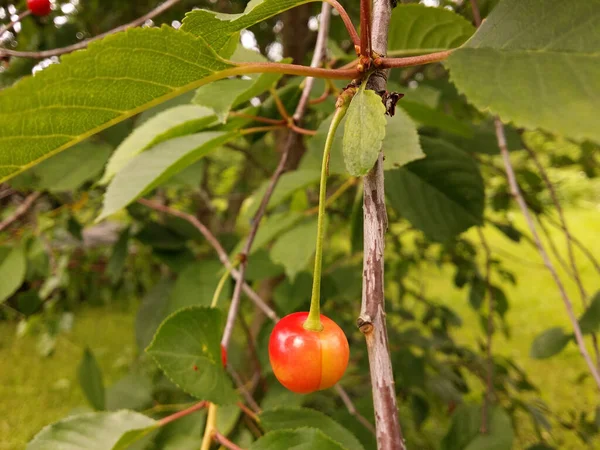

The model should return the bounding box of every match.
[157,401,208,427]
[323,0,360,48]
[376,50,453,69]
[469,0,483,27]
[229,367,262,413]
[237,401,260,422]
[334,384,376,434]
[0,192,41,233]
[137,198,278,321]
[0,0,182,59]
[213,431,246,450]
[0,10,31,40]
[494,117,600,391]
[358,0,405,448]
[477,228,494,434]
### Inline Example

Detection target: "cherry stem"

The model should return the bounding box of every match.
[200,403,218,450]
[156,401,208,427]
[211,263,237,308]
[304,105,348,332]
[376,50,453,68]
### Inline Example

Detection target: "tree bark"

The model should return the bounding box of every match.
[358,0,406,449]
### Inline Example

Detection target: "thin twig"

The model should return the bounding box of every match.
[137,198,278,321]
[213,431,246,450]
[220,1,334,352]
[0,192,41,233]
[524,143,600,366]
[545,215,600,275]
[293,2,332,122]
[377,50,453,68]
[0,0,182,59]
[156,401,208,427]
[229,367,262,413]
[0,10,31,40]
[477,228,494,434]
[334,384,376,433]
[237,401,260,422]
[494,117,600,391]
[359,0,406,448]
[469,0,483,27]
[323,0,360,47]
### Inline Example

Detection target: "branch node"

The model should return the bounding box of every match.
[357,316,374,334]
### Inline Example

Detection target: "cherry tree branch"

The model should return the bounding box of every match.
[494,117,600,391]
[0,0,182,59]
[357,0,405,448]
[334,384,376,433]
[0,10,30,40]
[376,50,453,68]
[0,192,41,233]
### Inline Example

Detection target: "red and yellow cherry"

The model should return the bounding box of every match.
[268,312,349,394]
[27,0,52,16]
[221,344,227,367]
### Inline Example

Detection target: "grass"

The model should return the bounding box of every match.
[0,306,136,450]
[423,208,600,449]
[0,208,598,449]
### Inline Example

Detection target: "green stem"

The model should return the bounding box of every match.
[211,265,235,309]
[303,105,349,332]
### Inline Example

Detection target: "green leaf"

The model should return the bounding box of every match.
[260,407,364,450]
[468,278,486,310]
[303,109,423,174]
[102,105,216,182]
[193,49,288,122]
[78,348,106,411]
[106,228,130,284]
[399,100,473,137]
[112,426,157,450]
[12,141,113,192]
[146,306,237,404]
[464,408,514,450]
[26,411,156,450]
[99,132,235,220]
[250,428,346,450]
[270,217,319,282]
[579,291,600,334]
[530,327,571,359]
[0,26,236,183]
[106,373,154,411]
[388,4,475,56]
[446,0,600,144]
[181,0,315,57]
[443,121,522,155]
[0,246,26,304]
[385,137,484,242]
[169,260,231,313]
[342,83,387,176]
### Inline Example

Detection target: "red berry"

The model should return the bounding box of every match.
[268,312,349,394]
[221,344,227,367]
[27,0,52,16]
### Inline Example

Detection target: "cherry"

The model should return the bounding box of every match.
[269,312,349,394]
[221,344,227,367]
[27,0,52,16]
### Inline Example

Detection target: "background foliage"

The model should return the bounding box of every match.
[0,0,599,449]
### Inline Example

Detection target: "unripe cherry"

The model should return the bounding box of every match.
[268,312,349,394]
[27,0,52,16]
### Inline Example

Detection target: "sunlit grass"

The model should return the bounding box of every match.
[0,307,136,450]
